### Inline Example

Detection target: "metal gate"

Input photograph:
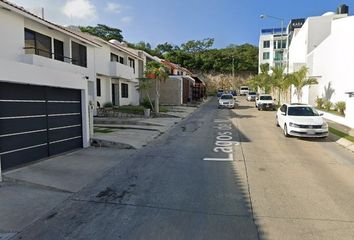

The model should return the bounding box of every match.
[0,82,82,170]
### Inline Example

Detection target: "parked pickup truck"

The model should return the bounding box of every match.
[255,94,276,111]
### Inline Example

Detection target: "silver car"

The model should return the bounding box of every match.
[218,94,235,109]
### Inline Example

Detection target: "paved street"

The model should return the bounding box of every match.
[12,97,354,240]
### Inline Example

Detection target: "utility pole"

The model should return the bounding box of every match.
[232,57,235,78]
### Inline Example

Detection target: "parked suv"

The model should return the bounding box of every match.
[256,94,276,111]
[240,86,249,96]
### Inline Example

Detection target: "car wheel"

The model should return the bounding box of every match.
[284,124,289,137]
[276,117,280,127]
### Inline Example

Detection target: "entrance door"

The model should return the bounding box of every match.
[112,83,119,106]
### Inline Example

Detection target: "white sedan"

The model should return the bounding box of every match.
[276,103,328,138]
[218,94,235,109]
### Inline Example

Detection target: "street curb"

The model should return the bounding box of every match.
[335,138,354,153]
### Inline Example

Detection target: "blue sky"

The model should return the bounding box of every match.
[10,0,352,48]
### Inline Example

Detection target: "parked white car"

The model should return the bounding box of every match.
[218,94,235,109]
[276,103,328,138]
[256,94,276,111]
[240,86,249,96]
[246,91,257,101]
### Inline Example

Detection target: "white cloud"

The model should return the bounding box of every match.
[105,2,122,13]
[121,16,133,24]
[62,0,97,20]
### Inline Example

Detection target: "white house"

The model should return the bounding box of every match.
[0,0,99,170]
[287,5,354,128]
[93,39,143,109]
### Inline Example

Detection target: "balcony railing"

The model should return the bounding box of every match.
[23,47,78,64]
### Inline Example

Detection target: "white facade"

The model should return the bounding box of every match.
[258,28,287,73]
[0,1,100,148]
[94,40,142,109]
[288,12,354,128]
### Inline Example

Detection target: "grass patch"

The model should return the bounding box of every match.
[316,108,344,117]
[94,128,116,134]
[329,127,354,143]
[113,105,168,114]
[115,105,145,114]
[159,106,168,113]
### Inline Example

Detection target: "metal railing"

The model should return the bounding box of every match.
[23,47,74,63]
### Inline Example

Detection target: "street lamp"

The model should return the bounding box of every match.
[260,14,285,67]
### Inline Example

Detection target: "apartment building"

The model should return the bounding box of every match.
[258,27,287,73]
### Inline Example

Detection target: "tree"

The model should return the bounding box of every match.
[79,24,123,42]
[287,66,318,103]
[180,38,214,53]
[155,42,176,56]
[270,66,289,105]
[247,63,271,93]
[144,61,169,113]
[136,77,155,112]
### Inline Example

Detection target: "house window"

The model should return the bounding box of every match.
[119,57,124,64]
[121,83,128,98]
[282,40,287,49]
[263,52,270,60]
[128,58,135,72]
[24,28,52,58]
[274,51,283,61]
[263,40,270,48]
[54,39,64,61]
[96,78,101,97]
[111,53,119,62]
[71,41,87,67]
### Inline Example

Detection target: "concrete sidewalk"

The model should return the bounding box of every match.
[92,105,199,149]
[0,147,134,238]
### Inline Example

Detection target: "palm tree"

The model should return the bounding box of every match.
[270,66,290,105]
[144,61,169,113]
[287,66,318,103]
[247,63,271,93]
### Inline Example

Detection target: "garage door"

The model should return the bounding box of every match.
[0,82,83,170]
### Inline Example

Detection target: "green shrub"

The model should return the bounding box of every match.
[315,97,324,109]
[323,100,332,111]
[103,102,113,108]
[140,98,154,109]
[335,101,346,115]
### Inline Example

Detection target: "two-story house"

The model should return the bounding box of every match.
[92,39,143,109]
[0,0,98,170]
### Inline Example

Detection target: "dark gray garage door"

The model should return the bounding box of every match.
[0,82,83,170]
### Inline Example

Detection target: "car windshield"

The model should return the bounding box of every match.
[241,87,248,90]
[288,106,319,116]
[220,95,233,100]
[249,92,256,95]
[260,96,272,100]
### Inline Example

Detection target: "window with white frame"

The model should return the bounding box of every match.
[263,52,270,60]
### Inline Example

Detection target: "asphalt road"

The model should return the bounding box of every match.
[13,97,354,240]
